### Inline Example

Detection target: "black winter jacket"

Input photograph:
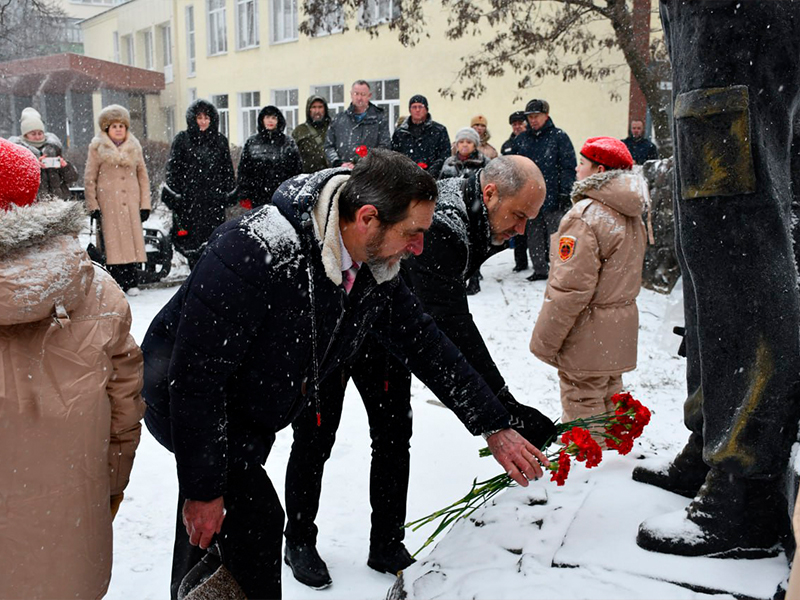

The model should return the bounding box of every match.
[163,99,236,254]
[141,168,510,501]
[391,115,451,178]
[237,106,303,207]
[510,118,577,213]
[324,103,391,166]
[622,135,659,166]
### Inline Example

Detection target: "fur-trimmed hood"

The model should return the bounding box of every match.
[570,168,647,218]
[89,131,144,168]
[0,199,93,326]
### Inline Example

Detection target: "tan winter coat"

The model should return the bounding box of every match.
[0,199,145,599]
[84,131,151,265]
[530,169,647,375]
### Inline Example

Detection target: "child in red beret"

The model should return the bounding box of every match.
[529,136,648,436]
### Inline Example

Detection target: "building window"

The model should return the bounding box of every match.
[165,106,175,140]
[212,94,230,139]
[143,29,154,70]
[186,6,196,76]
[161,24,173,82]
[123,34,134,66]
[112,31,120,62]
[359,0,400,27]
[272,89,298,135]
[270,0,297,44]
[366,78,400,133]
[311,83,345,115]
[188,88,198,107]
[207,0,228,56]
[239,91,261,144]
[236,0,259,49]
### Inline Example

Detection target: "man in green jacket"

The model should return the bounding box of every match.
[292,95,331,173]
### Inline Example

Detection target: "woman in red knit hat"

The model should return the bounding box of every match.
[529,136,648,436]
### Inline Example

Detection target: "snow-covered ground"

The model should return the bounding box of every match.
[107,248,790,600]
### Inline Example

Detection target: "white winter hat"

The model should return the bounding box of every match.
[454,127,480,147]
[20,107,45,136]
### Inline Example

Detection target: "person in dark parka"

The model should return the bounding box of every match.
[284,156,556,590]
[236,105,303,207]
[621,119,659,166]
[163,99,236,269]
[141,149,548,600]
[634,0,800,561]
[391,94,451,178]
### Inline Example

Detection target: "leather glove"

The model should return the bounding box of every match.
[140,209,150,222]
[110,493,124,520]
[496,387,558,449]
[90,209,102,221]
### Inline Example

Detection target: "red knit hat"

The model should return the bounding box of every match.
[0,137,41,210]
[580,137,634,171]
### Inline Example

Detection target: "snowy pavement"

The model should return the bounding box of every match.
[107,248,789,599]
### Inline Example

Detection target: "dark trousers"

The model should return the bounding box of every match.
[662,0,800,479]
[285,336,413,549]
[107,262,138,291]
[170,463,285,600]
[526,209,564,276]
[513,233,528,269]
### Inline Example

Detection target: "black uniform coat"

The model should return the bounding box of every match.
[163,99,236,256]
[236,106,303,207]
[141,168,510,501]
[510,118,577,212]
[391,114,451,178]
[621,135,659,166]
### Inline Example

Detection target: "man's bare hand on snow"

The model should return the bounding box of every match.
[183,496,225,549]
[487,429,549,486]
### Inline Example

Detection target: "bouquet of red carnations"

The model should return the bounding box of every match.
[406,392,651,555]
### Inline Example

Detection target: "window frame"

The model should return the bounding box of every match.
[143,29,154,70]
[212,94,230,139]
[359,0,400,27]
[239,90,261,145]
[270,0,298,44]
[186,6,196,76]
[236,0,260,50]
[366,78,400,133]
[207,0,228,56]
[271,88,299,135]
[310,83,345,115]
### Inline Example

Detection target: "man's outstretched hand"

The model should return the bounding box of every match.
[183,496,225,549]
[487,429,550,486]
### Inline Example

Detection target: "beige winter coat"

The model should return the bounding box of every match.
[0,199,145,599]
[84,131,151,265]
[530,169,647,375]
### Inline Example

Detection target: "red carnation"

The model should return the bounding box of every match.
[417,162,428,170]
[549,451,571,486]
[355,145,369,158]
[562,427,603,468]
[177,229,189,237]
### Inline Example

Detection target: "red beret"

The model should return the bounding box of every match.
[580,136,634,171]
[0,137,40,210]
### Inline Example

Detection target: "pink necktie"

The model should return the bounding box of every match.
[342,265,358,294]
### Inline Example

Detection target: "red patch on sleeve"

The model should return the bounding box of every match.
[559,236,576,262]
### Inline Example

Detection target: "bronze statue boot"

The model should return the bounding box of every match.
[632,433,709,498]
[636,469,784,559]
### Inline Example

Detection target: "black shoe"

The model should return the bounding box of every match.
[512,265,528,273]
[637,469,783,558]
[368,542,416,575]
[284,542,332,589]
[632,433,709,498]
[526,273,548,282]
[466,277,481,295]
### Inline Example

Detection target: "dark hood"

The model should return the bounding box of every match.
[257,105,287,135]
[186,99,220,135]
[305,95,331,127]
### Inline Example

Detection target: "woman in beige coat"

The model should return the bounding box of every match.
[0,138,145,599]
[85,104,151,295]
[530,137,646,428]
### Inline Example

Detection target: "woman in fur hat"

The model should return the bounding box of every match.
[8,106,78,200]
[0,137,144,599]
[84,104,151,295]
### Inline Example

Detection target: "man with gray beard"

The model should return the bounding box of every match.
[284,155,557,589]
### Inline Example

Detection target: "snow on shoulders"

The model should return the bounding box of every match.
[243,205,301,272]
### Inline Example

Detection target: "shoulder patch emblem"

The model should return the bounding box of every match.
[558,236,576,262]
